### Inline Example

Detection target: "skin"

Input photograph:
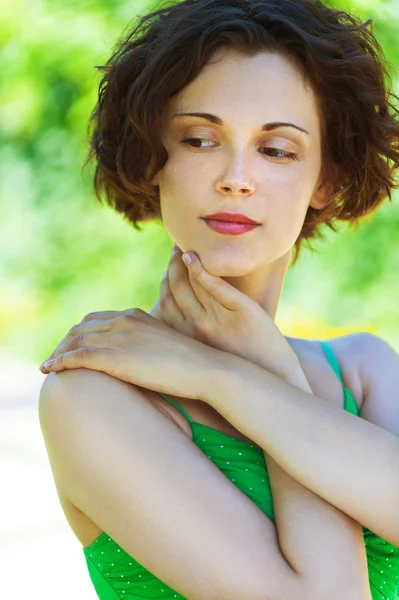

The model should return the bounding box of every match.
[151,47,333,319]
[38,46,399,599]
[36,44,399,600]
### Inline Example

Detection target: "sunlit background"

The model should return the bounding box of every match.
[1,0,398,597]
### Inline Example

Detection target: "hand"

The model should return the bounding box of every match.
[155,246,300,382]
[38,308,222,402]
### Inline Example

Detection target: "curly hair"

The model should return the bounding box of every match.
[84,0,399,266]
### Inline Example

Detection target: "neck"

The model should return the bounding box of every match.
[150,247,293,323]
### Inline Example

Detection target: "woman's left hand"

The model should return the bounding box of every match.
[155,246,300,381]
[38,308,223,402]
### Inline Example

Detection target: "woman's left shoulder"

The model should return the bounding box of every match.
[340,332,399,438]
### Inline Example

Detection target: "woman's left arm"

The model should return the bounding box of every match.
[207,333,399,547]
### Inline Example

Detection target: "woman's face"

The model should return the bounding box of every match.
[153,48,329,277]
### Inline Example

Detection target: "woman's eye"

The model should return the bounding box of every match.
[180,137,215,149]
[180,138,298,161]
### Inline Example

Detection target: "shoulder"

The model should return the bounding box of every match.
[343,332,399,383]
[288,331,399,415]
[287,334,364,410]
[337,331,399,400]
[344,332,399,438]
[319,332,399,438]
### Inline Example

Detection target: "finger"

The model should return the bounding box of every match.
[40,331,111,370]
[43,318,114,363]
[81,310,121,323]
[159,269,185,328]
[41,347,114,374]
[45,310,126,364]
[168,251,206,318]
[182,252,249,311]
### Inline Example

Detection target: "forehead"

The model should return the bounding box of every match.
[167,49,320,137]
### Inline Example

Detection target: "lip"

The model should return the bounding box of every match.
[203,219,260,236]
[202,212,260,225]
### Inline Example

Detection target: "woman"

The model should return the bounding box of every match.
[38,0,399,598]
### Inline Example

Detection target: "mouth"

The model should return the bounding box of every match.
[202,212,260,225]
[201,217,261,236]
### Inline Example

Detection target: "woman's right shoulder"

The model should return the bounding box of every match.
[40,368,168,415]
[39,369,192,443]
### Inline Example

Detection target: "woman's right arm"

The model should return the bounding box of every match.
[39,367,360,600]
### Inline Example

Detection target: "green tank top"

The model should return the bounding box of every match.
[83,340,399,599]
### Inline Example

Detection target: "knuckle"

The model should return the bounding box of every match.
[69,324,81,336]
[73,333,85,346]
[76,346,90,360]
[159,295,171,311]
[207,281,221,296]
[193,316,212,337]
[82,312,99,322]
[123,313,137,323]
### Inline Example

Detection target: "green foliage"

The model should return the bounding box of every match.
[1,0,398,362]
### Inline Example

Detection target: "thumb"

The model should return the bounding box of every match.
[182,252,248,311]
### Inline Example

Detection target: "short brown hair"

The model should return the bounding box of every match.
[84,0,399,266]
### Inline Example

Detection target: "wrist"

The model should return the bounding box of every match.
[204,352,313,408]
[204,352,254,408]
[200,350,238,406]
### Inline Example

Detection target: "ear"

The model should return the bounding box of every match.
[309,169,336,210]
[309,181,333,210]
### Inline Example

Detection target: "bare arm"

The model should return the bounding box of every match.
[39,368,362,600]
[207,341,399,547]
[254,361,371,598]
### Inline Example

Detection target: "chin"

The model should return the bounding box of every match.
[200,255,255,278]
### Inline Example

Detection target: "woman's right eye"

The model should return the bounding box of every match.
[180,137,215,149]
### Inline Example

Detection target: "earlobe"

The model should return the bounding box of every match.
[309,179,335,210]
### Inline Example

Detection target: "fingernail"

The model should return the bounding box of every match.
[43,359,54,368]
[182,253,192,266]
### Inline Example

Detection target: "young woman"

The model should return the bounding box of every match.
[38,0,399,599]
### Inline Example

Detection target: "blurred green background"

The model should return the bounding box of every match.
[1,1,398,598]
[1,0,399,366]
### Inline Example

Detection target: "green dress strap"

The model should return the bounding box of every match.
[319,340,344,385]
[159,393,194,424]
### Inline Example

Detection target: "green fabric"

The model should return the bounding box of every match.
[83,340,399,599]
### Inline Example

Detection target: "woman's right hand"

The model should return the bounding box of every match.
[151,245,303,384]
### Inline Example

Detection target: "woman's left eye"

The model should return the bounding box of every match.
[180,138,298,161]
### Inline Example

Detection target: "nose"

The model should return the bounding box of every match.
[216,160,255,197]
[217,182,254,196]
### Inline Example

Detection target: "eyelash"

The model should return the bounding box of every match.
[180,138,299,161]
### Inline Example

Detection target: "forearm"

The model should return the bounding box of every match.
[264,453,371,596]
[206,353,399,546]
[260,367,370,589]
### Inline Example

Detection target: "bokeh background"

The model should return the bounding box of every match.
[1,0,398,598]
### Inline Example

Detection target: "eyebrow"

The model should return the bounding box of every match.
[172,112,310,136]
